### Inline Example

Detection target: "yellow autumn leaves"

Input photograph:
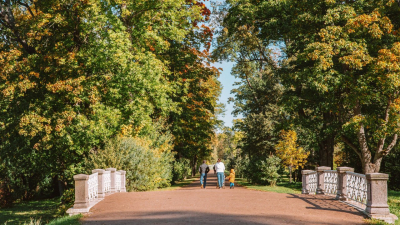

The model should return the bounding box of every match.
[275,130,309,171]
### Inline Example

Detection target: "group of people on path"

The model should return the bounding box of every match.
[198,159,235,189]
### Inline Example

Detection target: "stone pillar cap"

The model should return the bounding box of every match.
[301,170,314,175]
[73,174,89,180]
[316,166,331,171]
[106,168,117,172]
[92,169,105,174]
[117,170,126,175]
[336,167,354,172]
[366,173,389,180]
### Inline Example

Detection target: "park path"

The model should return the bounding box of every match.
[81,173,366,225]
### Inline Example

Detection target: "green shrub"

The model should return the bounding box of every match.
[57,189,74,216]
[172,158,191,183]
[227,156,248,178]
[260,155,281,186]
[86,137,174,191]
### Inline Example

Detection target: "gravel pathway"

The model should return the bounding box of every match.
[81,173,366,225]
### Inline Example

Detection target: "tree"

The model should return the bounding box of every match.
[0,0,221,203]
[275,130,309,183]
[214,0,400,174]
[303,1,400,173]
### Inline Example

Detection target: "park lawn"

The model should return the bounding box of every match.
[235,178,302,194]
[0,197,81,225]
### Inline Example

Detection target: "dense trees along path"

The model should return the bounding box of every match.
[82,174,365,225]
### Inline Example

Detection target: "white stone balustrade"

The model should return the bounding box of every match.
[323,170,338,196]
[302,167,397,224]
[67,168,127,216]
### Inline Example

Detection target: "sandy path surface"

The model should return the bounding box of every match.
[81,173,366,225]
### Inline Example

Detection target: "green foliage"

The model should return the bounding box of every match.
[214,0,400,175]
[381,146,400,191]
[259,155,281,187]
[86,136,174,191]
[227,155,247,179]
[57,189,74,216]
[0,0,221,205]
[172,158,192,183]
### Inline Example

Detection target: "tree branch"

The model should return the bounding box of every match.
[341,135,361,158]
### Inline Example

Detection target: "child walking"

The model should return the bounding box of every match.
[226,169,236,189]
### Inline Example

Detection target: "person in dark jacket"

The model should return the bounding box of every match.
[199,160,210,189]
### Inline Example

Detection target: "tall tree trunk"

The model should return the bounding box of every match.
[319,112,335,168]
[319,135,335,168]
[191,155,198,177]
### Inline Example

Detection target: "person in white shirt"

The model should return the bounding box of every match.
[214,158,225,189]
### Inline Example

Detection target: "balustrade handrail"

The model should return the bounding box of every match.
[346,171,366,178]
[67,167,127,216]
[323,170,338,196]
[346,171,367,206]
[301,167,397,224]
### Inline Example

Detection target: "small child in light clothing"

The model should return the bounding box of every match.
[226,169,236,189]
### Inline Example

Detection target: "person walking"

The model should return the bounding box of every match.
[225,168,236,189]
[215,158,225,189]
[199,160,210,189]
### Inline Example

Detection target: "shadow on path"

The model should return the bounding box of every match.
[287,194,366,217]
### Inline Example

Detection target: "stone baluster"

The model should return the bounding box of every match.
[366,173,398,224]
[72,174,89,209]
[92,169,106,198]
[301,170,314,194]
[336,167,354,200]
[316,166,331,195]
[106,168,117,193]
[118,170,127,192]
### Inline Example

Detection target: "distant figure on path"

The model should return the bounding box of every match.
[215,159,225,189]
[226,168,236,189]
[199,160,210,189]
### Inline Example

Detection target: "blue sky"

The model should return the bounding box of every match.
[204,0,242,128]
[214,61,242,128]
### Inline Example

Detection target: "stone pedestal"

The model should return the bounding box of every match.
[316,166,331,195]
[92,169,106,198]
[118,170,127,192]
[301,170,314,194]
[72,174,89,209]
[366,173,398,224]
[336,167,354,201]
[106,168,117,193]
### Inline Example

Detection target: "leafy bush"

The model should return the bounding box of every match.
[227,155,248,178]
[172,158,192,183]
[239,155,281,186]
[86,136,174,191]
[260,155,281,186]
[57,189,74,216]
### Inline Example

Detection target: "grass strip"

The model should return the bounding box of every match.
[235,178,302,194]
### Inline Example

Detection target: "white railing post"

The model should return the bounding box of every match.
[118,170,126,192]
[106,168,117,193]
[316,166,331,195]
[67,168,127,216]
[301,170,314,194]
[72,174,89,209]
[366,173,398,224]
[92,169,106,198]
[336,167,354,201]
